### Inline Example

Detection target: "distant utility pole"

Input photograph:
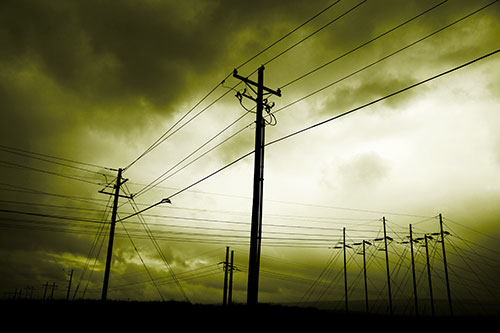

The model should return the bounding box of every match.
[50,282,57,300]
[382,217,393,315]
[42,282,49,300]
[409,224,419,317]
[362,240,371,314]
[228,250,235,305]
[424,234,435,317]
[66,269,73,301]
[99,168,131,301]
[343,227,348,313]
[233,66,281,306]
[223,246,230,306]
[439,214,453,316]
[222,247,236,306]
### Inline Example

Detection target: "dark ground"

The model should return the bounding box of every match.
[1,299,496,330]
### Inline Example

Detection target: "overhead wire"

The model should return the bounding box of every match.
[132,111,252,199]
[122,184,191,303]
[278,0,449,89]
[118,212,166,301]
[272,0,499,116]
[122,48,499,223]
[133,0,476,205]
[123,0,344,172]
[0,160,103,186]
[0,144,115,172]
[262,0,368,67]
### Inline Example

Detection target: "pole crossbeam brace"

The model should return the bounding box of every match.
[233,66,281,306]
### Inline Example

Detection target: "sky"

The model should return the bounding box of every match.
[1,0,499,315]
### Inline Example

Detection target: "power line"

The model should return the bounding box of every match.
[124,49,498,220]
[132,111,252,199]
[0,160,103,186]
[235,0,342,70]
[122,1,343,172]
[266,48,499,146]
[122,186,190,303]
[273,0,499,115]
[263,0,368,67]
[137,0,496,205]
[0,144,115,173]
[279,0,449,89]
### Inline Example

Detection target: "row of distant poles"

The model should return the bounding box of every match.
[335,215,453,317]
[98,66,280,305]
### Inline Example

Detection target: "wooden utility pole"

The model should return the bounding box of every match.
[66,269,73,301]
[42,282,49,300]
[424,234,435,317]
[223,246,230,306]
[343,227,348,313]
[409,225,419,317]
[101,168,130,301]
[362,240,370,313]
[228,250,234,305]
[50,282,57,300]
[439,214,453,316]
[382,217,393,315]
[233,66,281,305]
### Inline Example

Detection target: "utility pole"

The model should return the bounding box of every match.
[233,66,281,305]
[66,269,73,301]
[382,217,393,315]
[343,227,348,313]
[100,168,130,301]
[42,282,49,300]
[50,282,57,300]
[439,214,453,316]
[223,246,230,306]
[228,250,235,305]
[409,225,419,317]
[424,234,435,317]
[362,240,371,314]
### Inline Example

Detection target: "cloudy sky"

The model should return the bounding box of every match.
[1,0,499,313]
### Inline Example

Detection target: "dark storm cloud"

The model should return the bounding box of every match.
[0,0,325,109]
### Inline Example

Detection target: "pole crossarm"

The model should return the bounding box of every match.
[233,68,282,97]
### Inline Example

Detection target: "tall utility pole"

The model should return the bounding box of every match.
[439,214,453,316]
[362,240,370,314]
[382,217,393,315]
[424,234,435,317]
[409,225,419,317]
[233,66,281,305]
[66,269,73,301]
[343,227,348,313]
[223,246,230,306]
[42,282,49,300]
[100,168,130,301]
[228,250,235,305]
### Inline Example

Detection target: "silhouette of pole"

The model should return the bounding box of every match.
[409,225,419,317]
[42,282,48,300]
[383,217,393,315]
[101,168,123,301]
[343,227,348,313]
[223,246,230,306]
[424,234,435,317]
[439,214,453,316]
[66,269,73,301]
[50,282,57,300]
[228,250,234,305]
[362,240,370,313]
[233,66,281,305]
